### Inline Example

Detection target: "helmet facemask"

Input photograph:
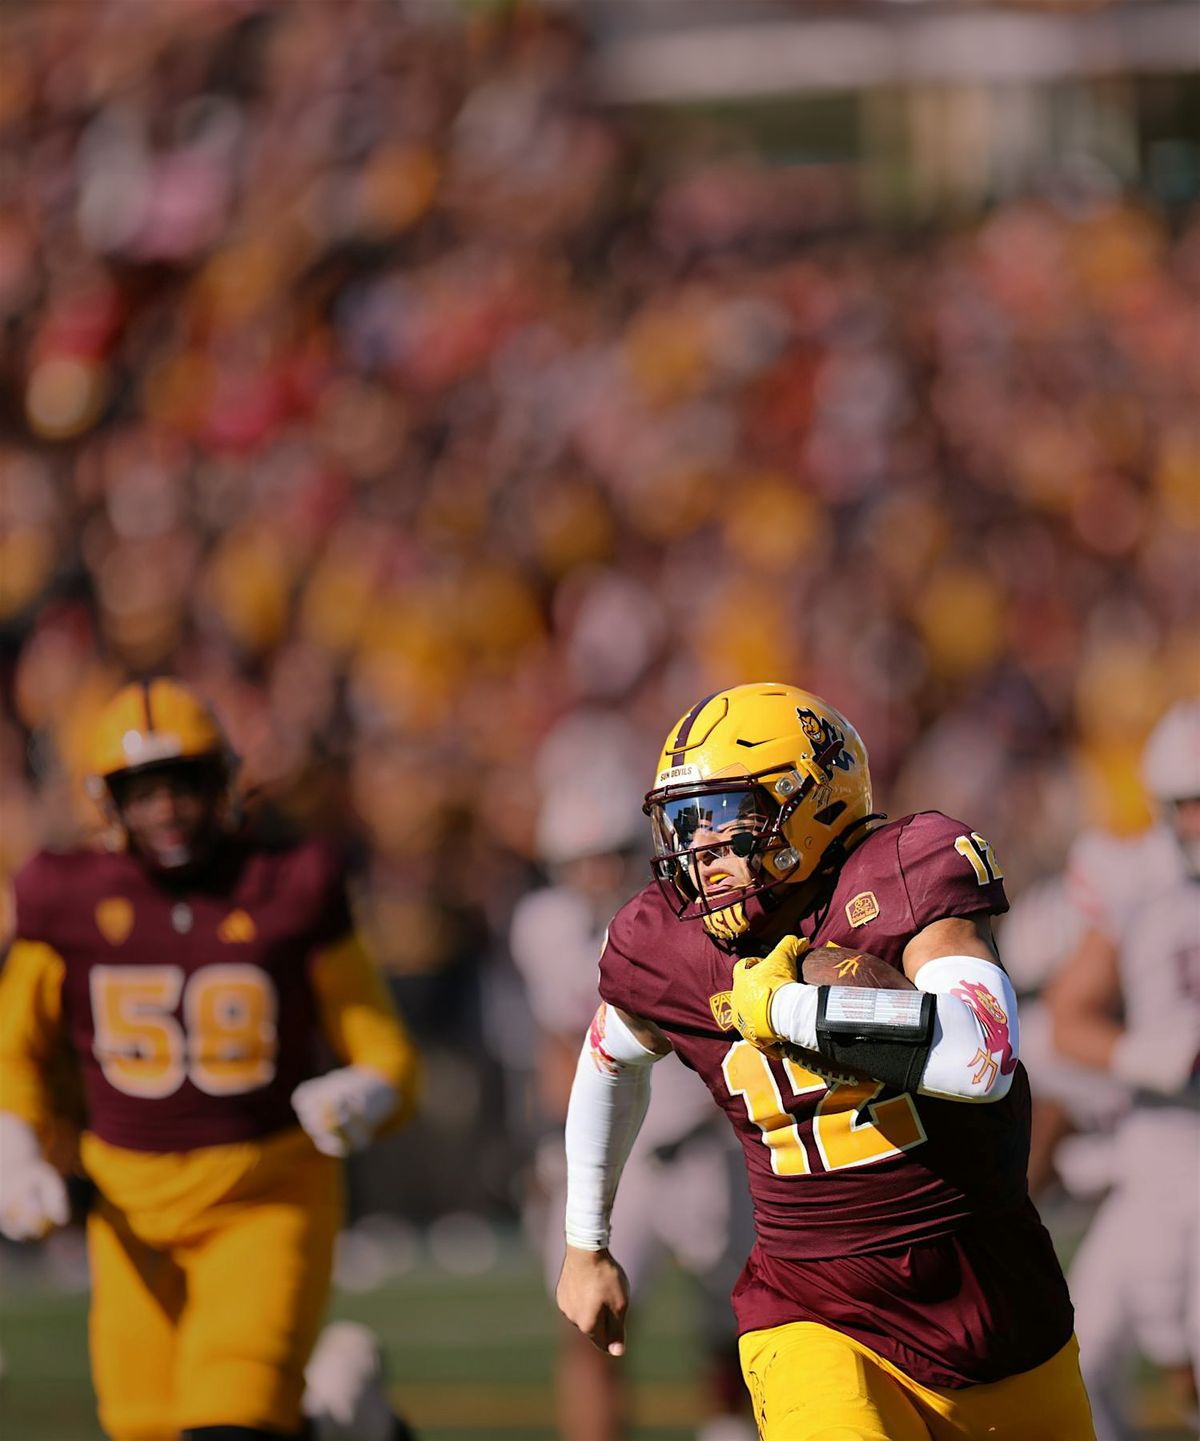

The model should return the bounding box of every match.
[645,766,817,922]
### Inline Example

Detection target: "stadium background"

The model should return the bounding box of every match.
[0,0,1197,1436]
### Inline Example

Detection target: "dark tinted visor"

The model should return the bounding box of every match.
[649,787,776,858]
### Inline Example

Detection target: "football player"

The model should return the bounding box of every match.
[556,683,1096,1441]
[1047,700,1200,1441]
[0,679,420,1441]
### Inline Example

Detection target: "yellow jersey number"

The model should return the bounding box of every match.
[90,963,278,1099]
[722,1039,926,1175]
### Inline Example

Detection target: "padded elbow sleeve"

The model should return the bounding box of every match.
[915,955,1021,1101]
[813,987,936,1093]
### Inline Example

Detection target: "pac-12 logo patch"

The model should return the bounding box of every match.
[95,898,134,946]
[218,909,257,943]
[845,891,880,927]
[709,991,736,1030]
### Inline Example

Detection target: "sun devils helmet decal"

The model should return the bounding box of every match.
[796,707,853,772]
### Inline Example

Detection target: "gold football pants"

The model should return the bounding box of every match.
[86,1130,342,1440]
[739,1321,1096,1441]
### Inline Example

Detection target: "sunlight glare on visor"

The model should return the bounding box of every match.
[659,790,768,852]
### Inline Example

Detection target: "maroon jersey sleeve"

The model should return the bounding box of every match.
[599,883,721,1035]
[896,811,1008,928]
[598,895,648,1017]
[813,812,1008,965]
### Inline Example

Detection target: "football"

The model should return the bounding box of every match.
[785,945,914,1084]
[799,944,914,991]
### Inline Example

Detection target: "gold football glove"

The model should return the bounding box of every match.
[703,901,750,943]
[732,935,810,1049]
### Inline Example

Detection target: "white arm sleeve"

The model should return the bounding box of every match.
[563,1004,662,1251]
[913,954,1021,1102]
[769,953,1021,1103]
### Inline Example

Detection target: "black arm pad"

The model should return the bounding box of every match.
[814,986,937,1094]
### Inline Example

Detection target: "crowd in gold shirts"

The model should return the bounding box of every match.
[3,0,1197,1004]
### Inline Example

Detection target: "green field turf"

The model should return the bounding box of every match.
[0,1238,1194,1440]
[0,1242,711,1441]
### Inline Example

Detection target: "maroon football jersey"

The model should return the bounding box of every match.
[13,837,351,1152]
[599,810,1074,1385]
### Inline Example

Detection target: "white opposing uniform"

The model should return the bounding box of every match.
[999,875,1128,1196]
[1070,873,1200,1441]
[510,885,752,1298]
[1066,823,1184,943]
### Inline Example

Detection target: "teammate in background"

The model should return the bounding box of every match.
[0,679,420,1441]
[510,768,754,1441]
[1047,700,1200,1441]
[556,683,1095,1441]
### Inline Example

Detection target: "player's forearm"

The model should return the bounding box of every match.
[563,1005,659,1251]
[310,934,421,1120]
[1047,1011,1121,1073]
[0,1064,53,1132]
[1043,927,1124,1072]
[769,955,1020,1102]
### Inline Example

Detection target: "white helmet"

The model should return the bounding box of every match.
[1142,701,1200,879]
[1142,701,1200,805]
[534,712,646,867]
[536,779,645,866]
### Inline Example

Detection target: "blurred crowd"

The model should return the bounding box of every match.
[2,0,1198,1216]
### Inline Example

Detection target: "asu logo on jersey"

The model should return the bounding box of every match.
[709,991,736,1030]
[845,891,880,928]
[95,898,134,946]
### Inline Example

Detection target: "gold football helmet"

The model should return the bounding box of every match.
[87,678,230,790]
[644,683,873,923]
[86,679,237,867]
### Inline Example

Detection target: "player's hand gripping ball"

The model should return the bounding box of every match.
[732,935,810,1049]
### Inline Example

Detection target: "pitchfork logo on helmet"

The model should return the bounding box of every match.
[643,683,874,924]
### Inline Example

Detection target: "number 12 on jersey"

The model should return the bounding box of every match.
[955,832,1003,886]
[722,1039,927,1175]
